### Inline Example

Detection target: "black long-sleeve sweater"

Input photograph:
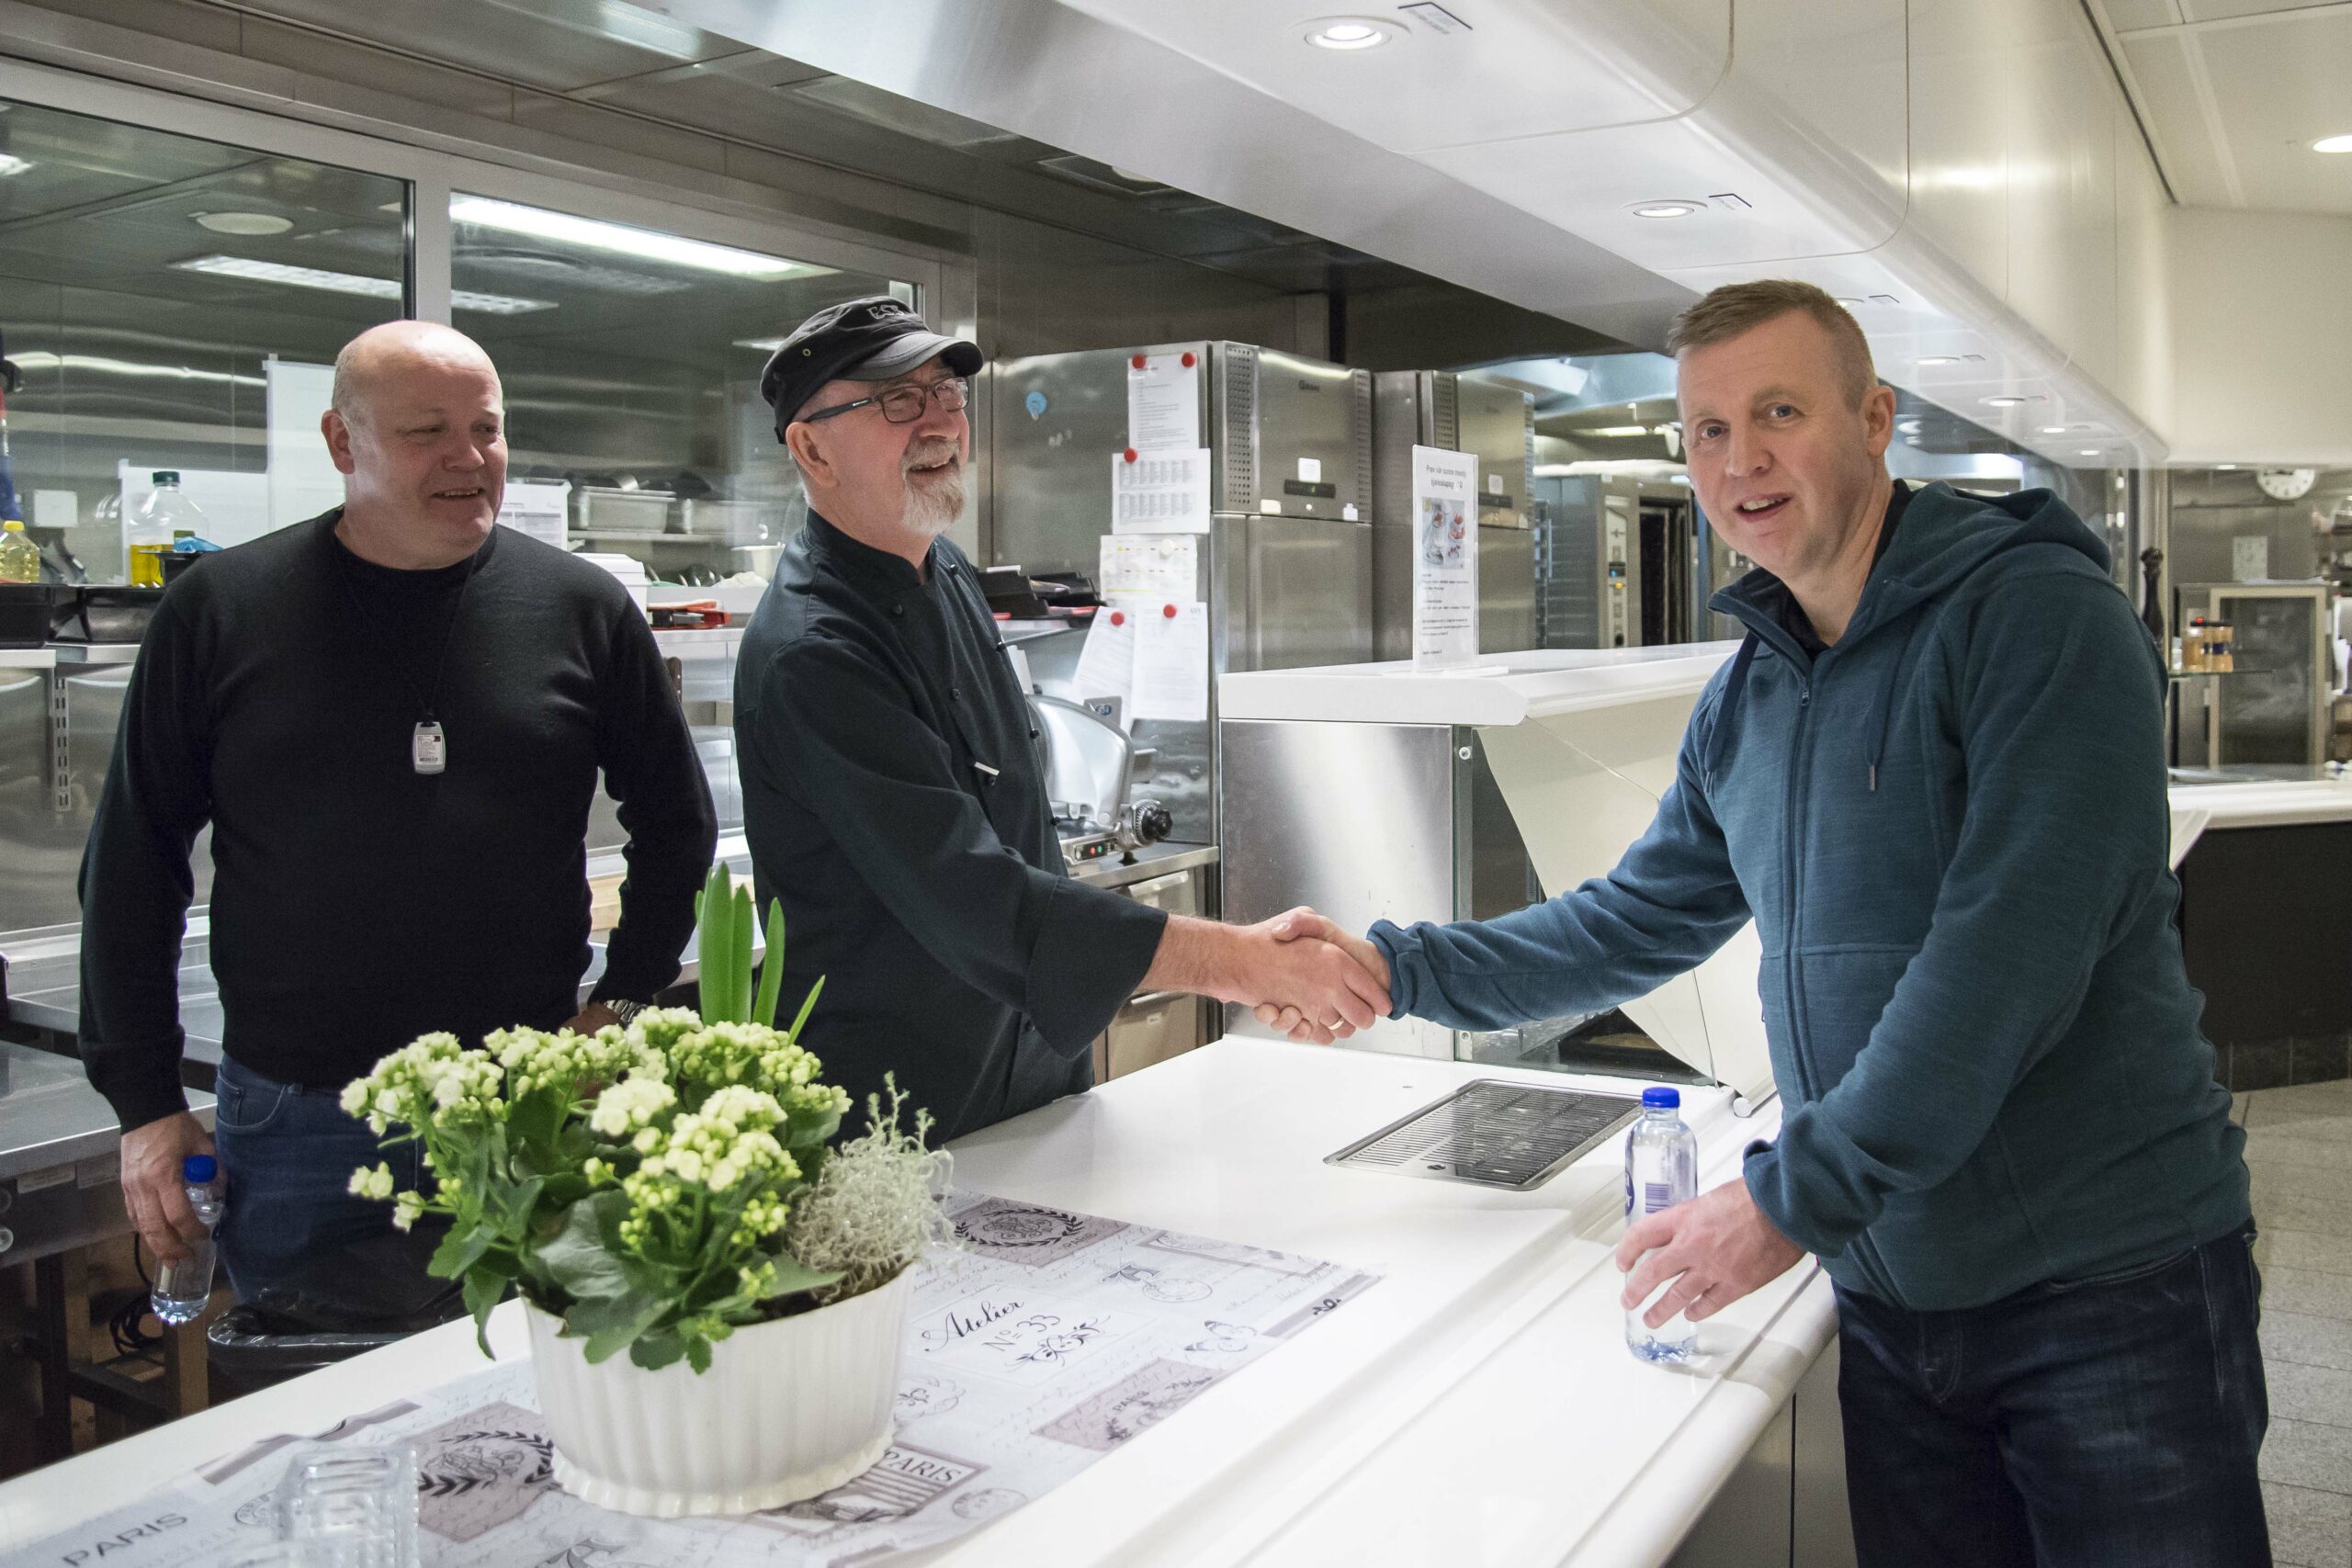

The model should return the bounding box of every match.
[78,510,717,1130]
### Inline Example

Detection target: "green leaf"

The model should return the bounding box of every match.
[507,1082,566,1154]
[730,885,754,1022]
[463,1265,506,1358]
[429,1220,495,1281]
[684,1336,712,1375]
[752,900,786,1029]
[696,864,730,1021]
[570,1287,666,1364]
[760,1254,844,1302]
[537,1191,631,1302]
[630,1326,690,1371]
[786,974,826,1045]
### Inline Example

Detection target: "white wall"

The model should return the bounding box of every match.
[2165,208,2352,467]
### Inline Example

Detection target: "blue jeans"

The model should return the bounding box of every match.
[1835,1224,2269,1568]
[209,1055,429,1303]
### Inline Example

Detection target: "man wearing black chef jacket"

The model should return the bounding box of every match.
[735,298,1387,1144]
[80,320,717,1303]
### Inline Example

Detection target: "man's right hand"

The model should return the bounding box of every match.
[1254,909,1393,1043]
[120,1111,216,1267]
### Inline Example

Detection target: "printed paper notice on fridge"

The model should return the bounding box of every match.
[1411,444,1480,669]
[1111,448,1212,534]
[1099,533,1198,600]
[1073,604,1138,725]
[1125,351,1202,452]
[1132,601,1210,723]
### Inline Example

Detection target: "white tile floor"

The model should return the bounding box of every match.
[2245,1078,2352,1568]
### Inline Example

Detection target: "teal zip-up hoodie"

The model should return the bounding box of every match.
[1370,481,2250,1310]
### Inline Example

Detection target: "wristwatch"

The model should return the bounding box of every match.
[604,998,648,1028]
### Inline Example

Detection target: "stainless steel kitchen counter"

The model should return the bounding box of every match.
[1068,840,1218,891]
[0,1040,215,1185]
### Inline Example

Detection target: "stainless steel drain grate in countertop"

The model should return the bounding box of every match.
[1327,1080,1642,1191]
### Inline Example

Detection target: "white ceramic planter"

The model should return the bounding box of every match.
[525,1269,912,1517]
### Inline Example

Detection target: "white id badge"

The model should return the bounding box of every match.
[412,720,447,775]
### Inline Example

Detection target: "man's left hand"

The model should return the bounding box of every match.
[1616,1176,1806,1328]
[563,1003,621,1034]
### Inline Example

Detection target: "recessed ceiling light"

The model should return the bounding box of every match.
[194,210,292,236]
[1983,395,2027,407]
[2079,449,2100,457]
[449,197,825,279]
[2217,463,2238,470]
[1916,355,1960,367]
[172,254,554,314]
[2040,425,2067,434]
[0,153,29,177]
[2312,134,2352,153]
[1630,200,1705,220]
[1302,16,1396,49]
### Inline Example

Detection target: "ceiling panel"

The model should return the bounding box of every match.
[2102,0,2183,27]
[2177,0,2335,20]
[2116,31,2241,205]
[225,0,745,93]
[2194,8,2352,209]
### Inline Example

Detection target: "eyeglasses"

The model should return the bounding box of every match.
[799,377,969,426]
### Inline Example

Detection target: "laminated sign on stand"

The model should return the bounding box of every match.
[1411,444,1479,669]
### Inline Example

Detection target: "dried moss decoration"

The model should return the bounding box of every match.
[787,1077,956,1306]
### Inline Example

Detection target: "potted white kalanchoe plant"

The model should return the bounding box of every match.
[343,866,952,1517]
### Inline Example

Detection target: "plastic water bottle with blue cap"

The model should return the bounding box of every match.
[1623,1086,1699,1364]
[152,1154,224,1325]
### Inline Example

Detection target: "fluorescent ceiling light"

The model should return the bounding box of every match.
[1833,296,1865,307]
[195,210,292,236]
[2079,449,2100,457]
[2040,425,2067,434]
[1915,355,1960,367]
[2312,134,2352,153]
[173,254,553,314]
[1304,17,1396,49]
[449,197,820,280]
[2217,464,2238,470]
[1631,200,1704,219]
[1896,419,1922,434]
[734,336,787,353]
[6,349,265,389]
[0,153,30,177]
[1983,395,2027,407]
[1583,425,1651,437]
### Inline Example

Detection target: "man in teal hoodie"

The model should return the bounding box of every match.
[1266,281,2264,1565]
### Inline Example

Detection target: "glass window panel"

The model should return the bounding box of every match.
[0,97,409,584]
[450,192,913,576]
[451,194,916,846]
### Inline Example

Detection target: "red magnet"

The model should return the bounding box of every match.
[1130,354,1148,370]
[1123,447,1138,463]
[1110,611,1125,627]
[1181,351,1196,368]
[1162,603,1179,619]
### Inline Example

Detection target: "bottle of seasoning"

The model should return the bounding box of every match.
[2212,620,2235,672]
[2182,615,2208,671]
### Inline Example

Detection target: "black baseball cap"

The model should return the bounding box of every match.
[757,295,983,438]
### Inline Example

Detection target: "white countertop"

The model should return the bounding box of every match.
[2165,773,2352,867]
[1217,644,1746,728]
[0,1042,1828,1567]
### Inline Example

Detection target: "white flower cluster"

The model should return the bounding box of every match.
[665,1021,850,1128]
[338,1032,503,1135]
[587,1074,675,1139]
[490,1023,660,1099]
[618,1081,802,1251]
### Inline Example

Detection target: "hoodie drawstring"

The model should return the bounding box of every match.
[1860,623,1918,794]
[1703,632,1761,794]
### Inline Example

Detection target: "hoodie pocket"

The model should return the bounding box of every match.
[1792,945,1915,1094]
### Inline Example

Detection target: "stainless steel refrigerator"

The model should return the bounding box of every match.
[990,343,1374,847]
[1371,371,1538,661]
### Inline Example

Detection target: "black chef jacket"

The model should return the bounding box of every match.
[734,512,1168,1144]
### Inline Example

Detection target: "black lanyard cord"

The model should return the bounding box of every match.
[330,526,484,725]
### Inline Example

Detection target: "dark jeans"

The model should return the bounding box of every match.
[1836,1224,2270,1568]
[210,1054,428,1303]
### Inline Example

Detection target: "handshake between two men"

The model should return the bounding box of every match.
[1142,908,1392,1045]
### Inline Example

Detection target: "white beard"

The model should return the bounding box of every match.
[899,463,965,536]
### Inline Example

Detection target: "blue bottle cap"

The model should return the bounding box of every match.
[1641,1087,1680,1109]
[183,1154,217,1182]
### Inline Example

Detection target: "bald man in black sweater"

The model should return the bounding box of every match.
[80,321,715,1301]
